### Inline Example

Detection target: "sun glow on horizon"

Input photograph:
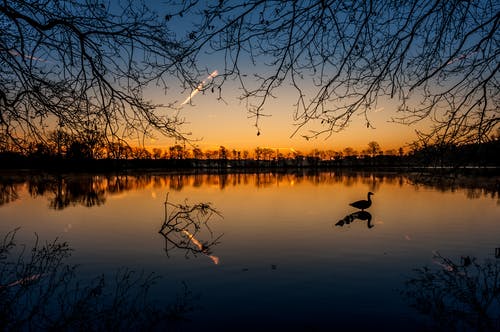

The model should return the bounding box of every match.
[144,71,425,154]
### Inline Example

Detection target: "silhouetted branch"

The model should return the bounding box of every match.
[1,0,193,150]
[171,0,499,144]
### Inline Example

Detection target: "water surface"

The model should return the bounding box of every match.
[1,171,498,330]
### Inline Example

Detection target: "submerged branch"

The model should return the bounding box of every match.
[159,193,223,263]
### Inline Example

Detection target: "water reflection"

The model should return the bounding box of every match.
[402,251,500,331]
[335,211,374,229]
[0,229,195,331]
[1,169,498,330]
[0,181,18,205]
[158,194,223,264]
[0,171,498,209]
[407,172,500,202]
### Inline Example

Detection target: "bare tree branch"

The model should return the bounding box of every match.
[172,0,499,145]
[0,0,197,150]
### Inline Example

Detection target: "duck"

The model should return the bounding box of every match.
[349,192,374,210]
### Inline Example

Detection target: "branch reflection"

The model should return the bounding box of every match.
[0,171,498,209]
[335,211,374,229]
[0,182,18,206]
[158,194,223,264]
[402,251,500,331]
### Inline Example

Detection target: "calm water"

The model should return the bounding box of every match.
[1,171,499,331]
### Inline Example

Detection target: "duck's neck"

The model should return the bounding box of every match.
[367,193,372,201]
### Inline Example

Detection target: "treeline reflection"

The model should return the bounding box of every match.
[0,171,498,209]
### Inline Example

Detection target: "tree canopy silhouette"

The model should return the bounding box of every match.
[1,1,498,150]
[0,0,193,150]
[169,0,499,145]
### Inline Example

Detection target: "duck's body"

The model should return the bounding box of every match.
[349,192,374,210]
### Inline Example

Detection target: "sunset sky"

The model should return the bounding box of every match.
[2,1,496,154]
[143,3,427,153]
[148,84,423,153]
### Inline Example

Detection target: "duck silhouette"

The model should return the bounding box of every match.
[349,192,374,210]
[336,211,373,229]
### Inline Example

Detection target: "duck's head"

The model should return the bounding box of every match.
[368,192,374,196]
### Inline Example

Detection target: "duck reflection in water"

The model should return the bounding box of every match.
[335,211,374,229]
[336,192,375,228]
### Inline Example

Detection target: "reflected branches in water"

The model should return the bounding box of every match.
[159,193,223,264]
[0,171,498,209]
[402,252,500,331]
[335,211,374,229]
[24,174,107,209]
[50,176,107,210]
[0,229,196,330]
[0,182,19,206]
[407,173,500,202]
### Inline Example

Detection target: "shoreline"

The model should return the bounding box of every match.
[1,156,499,174]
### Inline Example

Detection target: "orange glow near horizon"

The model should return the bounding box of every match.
[146,76,432,153]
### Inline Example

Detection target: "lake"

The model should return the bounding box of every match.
[1,170,499,331]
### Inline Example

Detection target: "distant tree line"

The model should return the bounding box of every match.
[0,129,499,169]
[0,130,397,161]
